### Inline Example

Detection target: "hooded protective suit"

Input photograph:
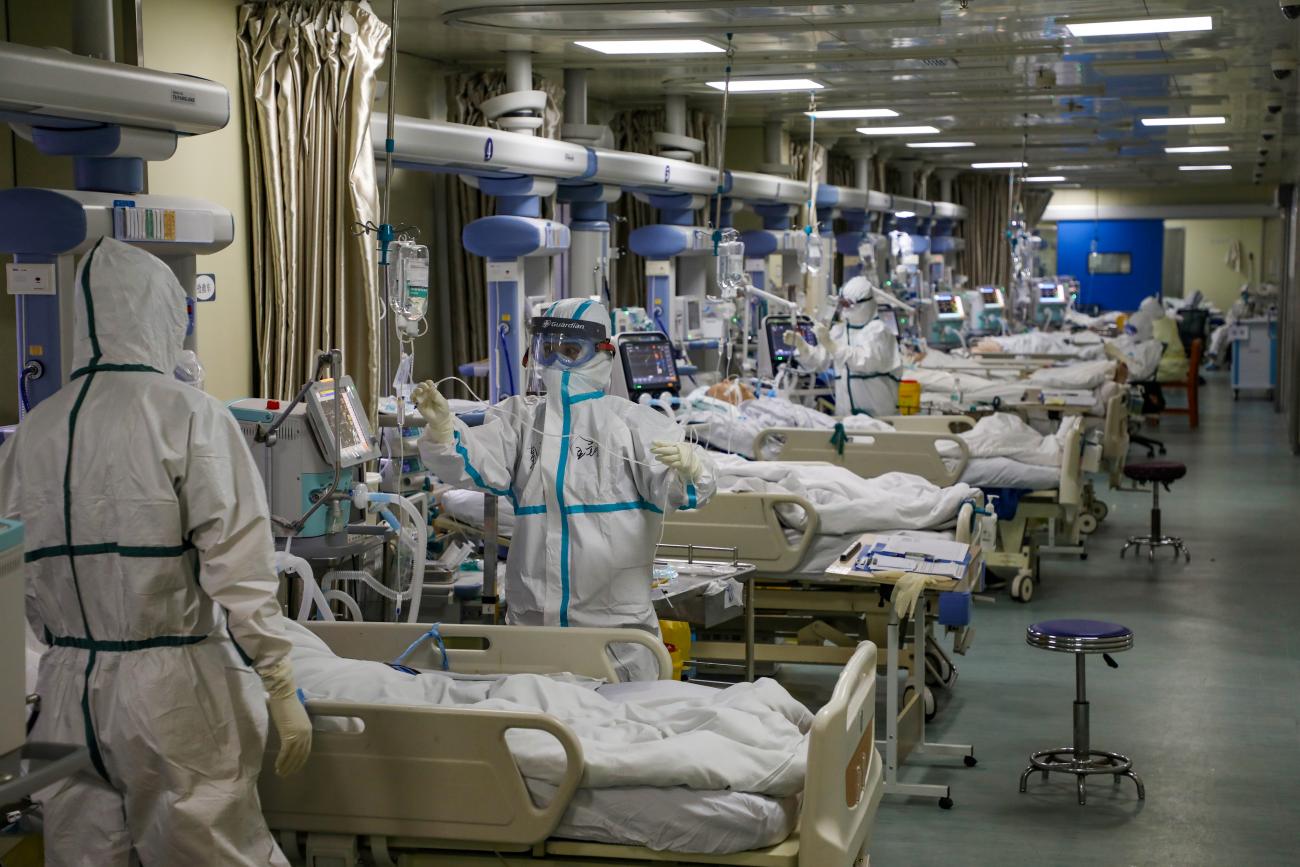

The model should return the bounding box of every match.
[418,299,717,680]
[0,238,296,866]
[792,276,903,417]
[1127,296,1187,381]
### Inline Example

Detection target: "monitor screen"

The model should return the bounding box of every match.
[687,301,702,331]
[934,293,961,316]
[1039,282,1063,302]
[978,286,1003,307]
[767,317,817,361]
[316,384,367,454]
[619,334,679,393]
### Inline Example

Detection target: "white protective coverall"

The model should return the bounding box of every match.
[0,238,298,866]
[792,275,903,417]
[419,299,717,680]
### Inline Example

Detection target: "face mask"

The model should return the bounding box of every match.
[542,355,613,401]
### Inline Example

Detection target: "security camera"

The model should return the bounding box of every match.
[1268,102,1284,115]
[1272,49,1296,78]
[1282,1,1300,21]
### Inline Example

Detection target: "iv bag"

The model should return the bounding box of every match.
[799,230,824,276]
[388,240,430,321]
[714,229,747,297]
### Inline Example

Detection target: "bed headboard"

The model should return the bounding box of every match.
[753,428,970,487]
[301,621,673,682]
[659,492,820,576]
[800,640,883,866]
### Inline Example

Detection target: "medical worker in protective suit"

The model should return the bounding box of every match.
[784,275,905,417]
[414,299,717,680]
[0,237,311,866]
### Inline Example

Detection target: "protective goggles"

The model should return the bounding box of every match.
[528,316,615,368]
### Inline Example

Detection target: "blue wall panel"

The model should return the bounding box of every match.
[1057,219,1164,311]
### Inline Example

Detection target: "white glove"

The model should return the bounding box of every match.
[891,572,927,622]
[651,440,704,484]
[412,380,454,444]
[261,659,312,777]
[814,323,837,354]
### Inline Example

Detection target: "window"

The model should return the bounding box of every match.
[1087,252,1132,275]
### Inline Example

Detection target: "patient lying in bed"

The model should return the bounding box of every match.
[287,621,805,854]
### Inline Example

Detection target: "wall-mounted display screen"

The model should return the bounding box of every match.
[1087,252,1132,275]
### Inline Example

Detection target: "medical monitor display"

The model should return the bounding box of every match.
[767,318,817,361]
[978,286,1004,308]
[1038,282,1065,303]
[934,294,961,316]
[619,334,679,394]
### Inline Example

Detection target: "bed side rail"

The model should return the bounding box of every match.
[261,702,583,847]
[753,428,970,487]
[303,622,673,682]
[880,414,976,434]
[1057,424,1084,507]
[799,640,883,867]
[660,491,820,576]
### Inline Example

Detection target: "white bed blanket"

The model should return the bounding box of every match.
[681,391,893,458]
[288,621,812,797]
[944,413,1082,468]
[713,454,978,534]
[977,332,1105,358]
[1027,359,1116,390]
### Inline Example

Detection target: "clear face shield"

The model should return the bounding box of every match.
[527,316,615,369]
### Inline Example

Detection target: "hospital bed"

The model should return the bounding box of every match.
[259,621,883,867]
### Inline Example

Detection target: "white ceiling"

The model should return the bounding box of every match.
[376,1,1300,187]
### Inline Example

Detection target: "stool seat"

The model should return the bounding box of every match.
[1123,460,1186,484]
[1027,620,1134,654]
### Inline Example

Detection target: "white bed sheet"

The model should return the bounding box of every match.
[961,457,1060,490]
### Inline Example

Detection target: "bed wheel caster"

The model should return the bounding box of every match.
[938,796,954,810]
[964,754,978,768]
[1011,572,1034,603]
[1078,513,1098,535]
[1090,501,1109,521]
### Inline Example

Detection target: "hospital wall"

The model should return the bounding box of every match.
[1164,218,1266,311]
[0,0,257,423]
[141,0,254,402]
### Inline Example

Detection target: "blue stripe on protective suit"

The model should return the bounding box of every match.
[556,371,575,626]
[453,430,517,506]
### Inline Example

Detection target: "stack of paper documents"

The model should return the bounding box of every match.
[852,535,971,580]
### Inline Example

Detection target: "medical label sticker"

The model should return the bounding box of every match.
[195,273,217,302]
[6,262,55,295]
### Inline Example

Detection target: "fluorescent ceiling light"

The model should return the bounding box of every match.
[971,161,1028,169]
[806,108,898,119]
[1165,145,1229,154]
[906,141,976,149]
[575,39,724,55]
[1065,16,1212,38]
[1140,116,1226,127]
[856,125,940,136]
[1179,164,1232,171]
[894,210,916,219]
[1024,176,1066,182]
[707,78,824,93]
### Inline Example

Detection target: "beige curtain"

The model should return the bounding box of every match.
[1022,188,1054,229]
[954,172,1011,287]
[607,108,718,307]
[434,71,564,398]
[236,1,390,409]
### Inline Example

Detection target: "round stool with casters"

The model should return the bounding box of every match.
[1018,619,1145,806]
[1120,460,1190,562]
